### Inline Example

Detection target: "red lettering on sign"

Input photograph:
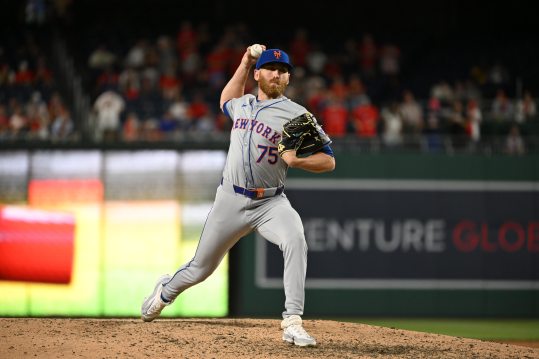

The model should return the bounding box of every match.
[528,222,539,252]
[498,222,526,252]
[480,222,496,252]
[453,220,539,253]
[452,220,479,252]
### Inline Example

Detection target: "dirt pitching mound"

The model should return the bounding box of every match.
[1,318,538,358]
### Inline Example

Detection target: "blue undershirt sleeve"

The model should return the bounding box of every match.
[317,145,334,157]
[222,100,231,119]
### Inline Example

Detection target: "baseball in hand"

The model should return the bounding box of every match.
[250,44,263,58]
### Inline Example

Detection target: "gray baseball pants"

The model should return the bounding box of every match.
[161,182,308,317]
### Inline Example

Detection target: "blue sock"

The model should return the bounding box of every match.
[160,293,170,303]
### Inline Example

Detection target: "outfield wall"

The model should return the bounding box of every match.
[1,150,537,317]
[231,153,539,317]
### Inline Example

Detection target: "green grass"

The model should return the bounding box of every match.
[343,318,539,340]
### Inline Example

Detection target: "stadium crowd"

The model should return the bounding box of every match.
[79,22,539,154]
[1,5,538,155]
[0,32,74,142]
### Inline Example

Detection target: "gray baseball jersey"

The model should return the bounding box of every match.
[223,94,308,188]
[161,94,327,318]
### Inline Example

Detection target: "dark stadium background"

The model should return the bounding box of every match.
[2,0,538,115]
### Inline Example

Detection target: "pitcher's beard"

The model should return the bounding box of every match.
[259,78,287,99]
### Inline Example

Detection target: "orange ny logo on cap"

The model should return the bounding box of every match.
[273,50,282,59]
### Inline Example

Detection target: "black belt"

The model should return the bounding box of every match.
[221,178,284,199]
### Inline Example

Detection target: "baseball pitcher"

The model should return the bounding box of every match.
[141,44,335,347]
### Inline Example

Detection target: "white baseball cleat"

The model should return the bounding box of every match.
[141,274,173,322]
[281,315,317,347]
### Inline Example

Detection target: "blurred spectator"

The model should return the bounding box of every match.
[144,44,160,70]
[206,39,232,91]
[284,67,306,104]
[305,42,327,75]
[26,91,48,115]
[378,42,401,99]
[33,56,54,94]
[453,79,481,103]
[122,112,140,141]
[47,92,65,122]
[25,91,49,139]
[168,93,191,130]
[487,61,510,87]
[14,60,34,85]
[157,35,178,74]
[427,95,441,120]
[515,90,537,123]
[379,42,400,78]
[188,93,210,129]
[491,89,514,122]
[351,101,379,138]
[215,112,230,132]
[141,64,160,90]
[323,53,342,79]
[124,39,149,70]
[430,80,454,106]
[140,118,161,141]
[465,99,482,144]
[347,75,370,108]
[158,110,179,138]
[465,79,481,102]
[399,90,423,136]
[380,102,403,148]
[304,76,327,119]
[424,112,444,152]
[180,48,202,87]
[9,104,28,138]
[138,77,161,119]
[289,28,311,68]
[358,33,378,79]
[88,44,116,71]
[320,93,348,136]
[95,66,119,94]
[447,100,467,149]
[196,110,216,133]
[159,65,181,100]
[228,43,248,77]
[50,107,73,140]
[424,95,443,151]
[176,21,197,60]
[93,90,125,141]
[505,124,525,155]
[118,67,141,101]
[329,75,348,100]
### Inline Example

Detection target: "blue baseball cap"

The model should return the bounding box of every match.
[255,49,293,71]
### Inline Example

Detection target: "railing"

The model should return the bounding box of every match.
[328,134,536,155]
[1,134,536,155]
